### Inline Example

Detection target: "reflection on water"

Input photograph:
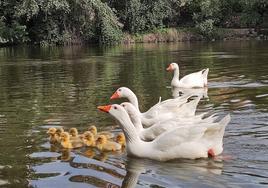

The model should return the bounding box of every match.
[0,41,268,187]
[171,87,209,99]
[122,157,224,188]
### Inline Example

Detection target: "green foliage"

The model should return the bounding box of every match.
[240,0,268,27]
[190,0,221,38]
[0,19,29,43]
[92,0,123,43]
[0,0,268,45]
[124,0,180,34]
[0,0,122,45]
[196,19,215,38]
[125,0,146,33]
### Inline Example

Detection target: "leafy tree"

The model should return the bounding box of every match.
[0,0,122,45]
[240,0,268,28]
[0,0,268,44]
[123,0,180,34]
[0,0,29,43]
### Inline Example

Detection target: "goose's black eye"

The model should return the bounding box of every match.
[122,104,125,107]
[114,106,117,109]
[118,89,121,91]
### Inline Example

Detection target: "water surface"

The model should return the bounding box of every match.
[0,41,268,187]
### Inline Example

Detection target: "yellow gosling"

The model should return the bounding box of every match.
[47,127,58,144]
[60,132,84,149]
[56,128,64,136]
[95,135,121,151]
[83,131,96,147]
[55,127,64,142]
[69,128,79,137]
[69,127,84,141]
[115,132,126,148]
[88,125,114,139]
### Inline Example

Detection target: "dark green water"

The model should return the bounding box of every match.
[0,41,268,188]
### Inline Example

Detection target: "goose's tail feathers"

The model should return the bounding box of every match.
[202,68,209,87]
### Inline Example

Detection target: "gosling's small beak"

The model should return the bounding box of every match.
[46,130,50,134]
[110,91,120,99]
[98,105,112,113]
[166,64,173,72]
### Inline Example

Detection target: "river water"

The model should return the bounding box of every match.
[0,41,268,187]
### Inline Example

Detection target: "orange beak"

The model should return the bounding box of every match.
[97,105,112,113]
[110,91,120,99]
[166,64,173,72]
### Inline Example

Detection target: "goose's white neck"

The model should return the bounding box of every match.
[113,109,150,157]
[115,110,141,144]
[128,109,144,133]
[126,91,140,112]
[171,67,180,87]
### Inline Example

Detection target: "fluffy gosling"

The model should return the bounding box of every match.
[82,131,96,147]
[47,127,58,144]
[88,125,114,139]
[60,132,84,149]
[115,132,126,148]
[95,135,121,151]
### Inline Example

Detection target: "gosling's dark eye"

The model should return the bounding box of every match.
[114,106,117,109]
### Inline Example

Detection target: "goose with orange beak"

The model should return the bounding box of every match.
[110,87,199,127]
[98,105,112,113]
[110,91,120,100]
[166,63,209,88]
[97,104,230,161]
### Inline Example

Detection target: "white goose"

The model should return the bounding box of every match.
[110,87,199,127]
[98,104,230,161]
[121,102,218,141]
[166,63,209,88]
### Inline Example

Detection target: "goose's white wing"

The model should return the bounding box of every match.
[152,125,207,151]
[142,120,181,140]
[151,114,230,152]
[180,70,205,87]
[144,95,191,118]
[173,95,201,116]
[144,113,213,139]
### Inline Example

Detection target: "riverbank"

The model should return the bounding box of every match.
[122,28,268,44]
[1,28,268,47]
